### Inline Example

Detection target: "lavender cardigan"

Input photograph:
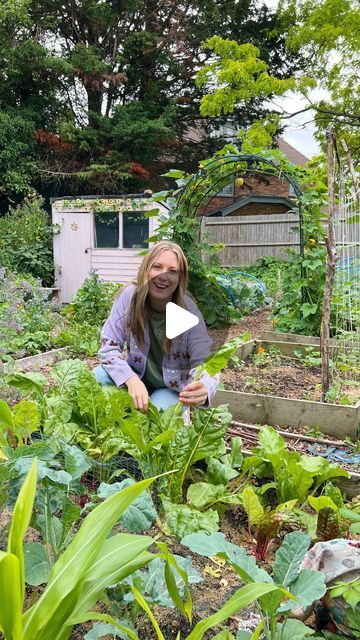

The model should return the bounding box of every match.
[99,284,219,405]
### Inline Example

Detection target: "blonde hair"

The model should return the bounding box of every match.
[126,241,188,350]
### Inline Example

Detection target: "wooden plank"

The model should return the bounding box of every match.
[212,389,360,439]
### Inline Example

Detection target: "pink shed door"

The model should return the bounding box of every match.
[53,211,93,303]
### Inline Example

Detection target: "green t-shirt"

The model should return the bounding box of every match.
[143,309,166,389]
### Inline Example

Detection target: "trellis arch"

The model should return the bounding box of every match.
[176,153,304,257]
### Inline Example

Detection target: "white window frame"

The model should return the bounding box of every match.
[93,210,150,249]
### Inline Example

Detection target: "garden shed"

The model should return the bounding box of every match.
[52,195,168,303]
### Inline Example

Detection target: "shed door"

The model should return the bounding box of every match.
[54,212,92,303]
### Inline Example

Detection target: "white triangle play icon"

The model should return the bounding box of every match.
[166,302,199,339]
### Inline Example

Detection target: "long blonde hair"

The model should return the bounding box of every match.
[127,241,188,349]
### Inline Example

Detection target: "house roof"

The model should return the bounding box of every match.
[208,194,296,217]
[277,138,310,168]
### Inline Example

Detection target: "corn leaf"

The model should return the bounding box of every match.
[8,458,37,602]
[131,585,166,640]
[22,476,157,639]
[0,551,22,640]
[186,583,285,640]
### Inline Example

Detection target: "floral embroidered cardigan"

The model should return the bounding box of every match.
[99,283,219,405]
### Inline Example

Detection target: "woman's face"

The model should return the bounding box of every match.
[148,250,180,304]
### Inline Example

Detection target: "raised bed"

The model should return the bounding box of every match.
[3,347,69,373]
[216,339,360,440]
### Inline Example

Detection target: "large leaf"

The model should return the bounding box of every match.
[187,482,226,509]
[13,400,39,439]
[280,569,326,612]
[195,335,250,378]
[181,532,271,584]
[207,458,239,484]
[24,542,52,586]
[258,426,286,457]
[275,619,315,640]
[22,475,158,639]
[97,480,157,533]
[60,441,92,479]
[273,532,310,587]
[5,371,47,394]
[308,496,338,512]
[51,359,86,394]
[163,500,219,538]
[0,551,22,640]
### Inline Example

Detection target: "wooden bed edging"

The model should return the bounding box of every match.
[213,388,360,440]
[3,347,70,373]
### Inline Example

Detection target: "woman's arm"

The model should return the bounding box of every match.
[99,287,149,411]
[179,297,219,407]
[99,287,137,387]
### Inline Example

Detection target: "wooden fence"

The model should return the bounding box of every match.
[203,212,300,266]
[203,210,360,266]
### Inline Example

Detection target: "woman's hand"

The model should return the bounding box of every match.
[126,375,149,412]
[179,380,208,407]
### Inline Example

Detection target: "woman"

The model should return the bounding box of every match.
[94,241,218,411]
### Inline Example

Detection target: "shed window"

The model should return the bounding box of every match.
[94,211,119,248]
[123,211,148,248]
[93,210,149,248]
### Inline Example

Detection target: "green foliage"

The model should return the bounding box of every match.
[0,269,63,359]
[244,425,350,504]
[281,0,360,154]
[182,530,326,640]
[0,196,55,285]
[97,479,157,534]
[196,36,295,117]
[241,486,297,561]
[58,271,120,356]
[0,111,36,197]
[0,458,162,640]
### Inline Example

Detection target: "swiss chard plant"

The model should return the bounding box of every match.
[182,530,327,640]
[240,486,298,561]
[243,426,350,505]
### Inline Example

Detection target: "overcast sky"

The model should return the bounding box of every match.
[261,0,322,158]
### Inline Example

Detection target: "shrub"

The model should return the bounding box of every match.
[0,268,63,359]
[0,195,55,286]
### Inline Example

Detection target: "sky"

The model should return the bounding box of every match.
[260,0,322,159]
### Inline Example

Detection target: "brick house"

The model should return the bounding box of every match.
[202,139,309,218]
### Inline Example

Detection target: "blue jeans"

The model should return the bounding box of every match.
[93,365,179,411]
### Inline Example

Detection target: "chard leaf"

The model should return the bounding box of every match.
[5,371,47,394]
[195,335,250,377]
[187,482,226,509]
[241,487,263,525]
[258,426,286,456]
[51,359,86,394]
[13,400,39,439]
[308,496,338,512]
[163,500,219,538]
[45,396,73,423]
[207,458,239,484]
[273,532,310,587]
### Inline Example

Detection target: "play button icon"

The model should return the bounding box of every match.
[166,302,199,339]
